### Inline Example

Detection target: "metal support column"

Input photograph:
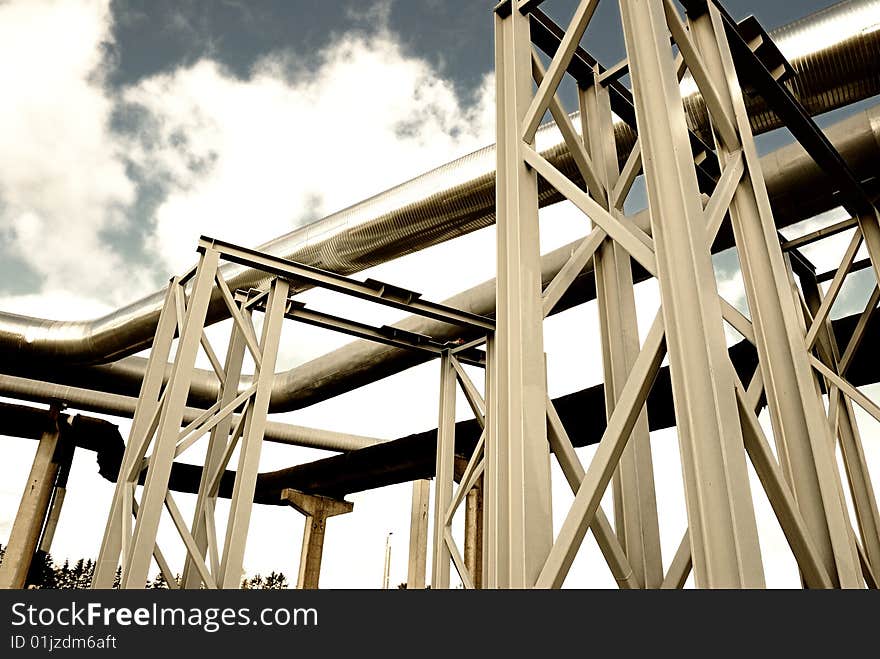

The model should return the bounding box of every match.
[0,406,62,589]
[684,1,861,586]
[581,69,663,589]
[218,278,290,587]
[489,0,553,590]
[798,267,880,579]
[282,488,353,589]
[407,479,430,589]
[122,250,221,588]
[619,0,764,587]
[181,308,248,588]
[431,352,456,589]
[92,277,186,588]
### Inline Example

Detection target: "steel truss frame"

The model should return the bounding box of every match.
[93,237,493,589]
[88,0,880,590]
[488,0,880,589]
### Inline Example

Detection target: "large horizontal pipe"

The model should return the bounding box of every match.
[0,401,125,482]
[0,373,380,452]
[0,401,239,500]
[8,102,880,413]
[0,0,877,368]
[6,309,874,504]
[251,309,880,502]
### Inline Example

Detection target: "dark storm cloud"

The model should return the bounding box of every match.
[107,1,841,96]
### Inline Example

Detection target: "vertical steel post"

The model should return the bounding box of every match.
[181,310,248,588]
[431,352,456,589]
[407,479,431,589]
[581,72,663,589]
[219,277,289,588]
[93,280,181,588]
[122,249,221,588]
[489,0,553,589]
[687,3,861,587]
[798,268,880,578]
[619,0,764,587]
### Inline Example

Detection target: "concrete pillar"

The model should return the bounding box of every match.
[464,476,484,589]
[407,479,430,589]
[39,438,75,555]
[0,407,63,589]
[281,488,353,589]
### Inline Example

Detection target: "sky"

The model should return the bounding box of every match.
[0,0,878,589]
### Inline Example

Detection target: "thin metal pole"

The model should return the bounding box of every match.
[281,489,353,589]
[383,533,393,590]
[38,439,75,555]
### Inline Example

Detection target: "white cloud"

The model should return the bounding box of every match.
[0,290,113,321]
[121,27,496,273]
[0,0,146,305]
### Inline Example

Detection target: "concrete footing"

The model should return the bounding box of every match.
[281,488,353,589]
[0,407,73,589]
[406,479,430,589]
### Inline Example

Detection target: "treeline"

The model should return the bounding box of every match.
[0,543,288,589]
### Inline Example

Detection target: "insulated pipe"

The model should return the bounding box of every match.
[264,102,880,411]
[0,0,877,366]
[19,103,880,412]
[0,373,381,452]
[252,310,880,501]
[5,309,874,504]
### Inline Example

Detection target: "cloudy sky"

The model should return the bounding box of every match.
[0,0,878,589]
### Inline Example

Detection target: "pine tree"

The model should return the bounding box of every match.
[75,559,94,589]
[8,549,292,590]
[241,573,265,589]
[148,572,169,589]
[57,560,74,589]
[71,558,85,587]
[32,552,57,589]
[262,571,288,589]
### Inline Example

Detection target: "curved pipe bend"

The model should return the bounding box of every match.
[1,0,878,367]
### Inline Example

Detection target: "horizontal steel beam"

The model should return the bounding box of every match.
[237,290,486,367]
[200,236,494,332]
